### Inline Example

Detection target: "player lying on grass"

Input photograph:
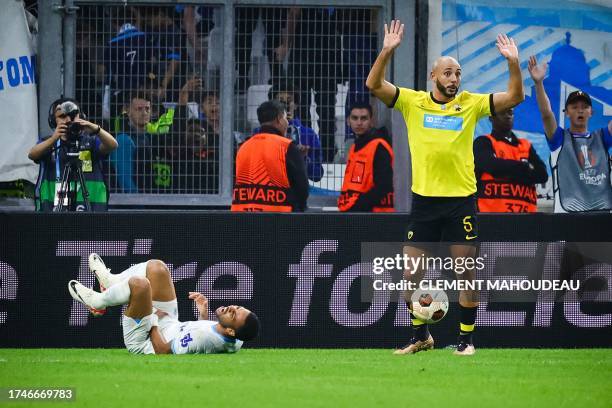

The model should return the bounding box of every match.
[68,254,259,354]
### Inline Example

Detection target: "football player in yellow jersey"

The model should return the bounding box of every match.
[367,20,524,356]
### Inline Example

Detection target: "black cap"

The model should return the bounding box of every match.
[565,90,592,109]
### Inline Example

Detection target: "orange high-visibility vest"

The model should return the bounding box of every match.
[338,138,394,212]
[478,134,537,213]
[231,133,293,212]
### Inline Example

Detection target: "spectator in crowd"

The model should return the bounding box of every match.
[142,78,218,194]
[180,119,218,193]
[197,89,246,158]
[235,8,288,90]
[102,9,152,118]
[474,108,548,213]
[233,7,373,159]
[171,78,227,193]
[142,6,189,102]
[29,98,117,211]
[110,92,153,193]
[266,82,323,182]
[231,101,309,212]
[200,91,220,148]
[174,80,221,151]
[528,56,612,212]
[338,103,394,212]
[112,87,175,137]
[139,119,216,194]
[178,5,215,74]
[281,7,345,162]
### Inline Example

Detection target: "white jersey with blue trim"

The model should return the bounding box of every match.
[170,320,243,354]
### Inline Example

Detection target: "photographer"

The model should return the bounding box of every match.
[29,98,118,211]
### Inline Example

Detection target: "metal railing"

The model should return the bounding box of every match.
[38,0,396,208]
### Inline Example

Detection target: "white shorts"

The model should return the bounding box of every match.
[122,314,155,355]
[122,293,180,355]
[122,262,149,279]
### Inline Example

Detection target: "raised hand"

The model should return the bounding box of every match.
[179,77,202,105]
[383,20,405,51]
[189,291,209,318]
[496,33,518,60]
[528,55,547,83]
[73,118,98,133]
[181,77,202,93]
[52,124,67,140]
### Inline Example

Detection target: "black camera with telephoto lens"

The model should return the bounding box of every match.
[67,121,83,142]
[59,101,83,144]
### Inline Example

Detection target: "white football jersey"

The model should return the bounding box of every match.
[170,320,243,354]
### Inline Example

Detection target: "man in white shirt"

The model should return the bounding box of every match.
[68,254,259,354]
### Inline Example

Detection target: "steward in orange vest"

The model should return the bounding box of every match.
[474,108,548,213]
[231,101,309,212]
[339,103,394,212]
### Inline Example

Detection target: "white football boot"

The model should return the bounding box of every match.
[88,253,115,292]
[453,342,476,356]
[68,280,106,316]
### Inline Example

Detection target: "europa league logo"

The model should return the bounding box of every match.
[580,145,592,169]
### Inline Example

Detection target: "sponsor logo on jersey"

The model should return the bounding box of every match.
[423,114,463,131]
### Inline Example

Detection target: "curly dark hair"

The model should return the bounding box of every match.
[234,311,260,342]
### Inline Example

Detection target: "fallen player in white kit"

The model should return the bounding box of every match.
[68,254,260,354]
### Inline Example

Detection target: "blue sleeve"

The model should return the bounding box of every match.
[602,126,612,151]
[33,137,52,164]
[546,127,564,152]
[34,136,51,162]
[93,135,103,156]
[301,127,324,182]
[109,133,138,193]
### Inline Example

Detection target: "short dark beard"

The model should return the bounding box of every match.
[435,80,458,99]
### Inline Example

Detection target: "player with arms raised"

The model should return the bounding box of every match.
[366,20,524,355]
[68,254,259,354]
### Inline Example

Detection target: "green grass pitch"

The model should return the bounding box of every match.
[0,349,611,407]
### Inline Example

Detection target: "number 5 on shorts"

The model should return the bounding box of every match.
[463,216,477,240]
[462,216,473,232]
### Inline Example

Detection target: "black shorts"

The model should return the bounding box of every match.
[406,193,479,244]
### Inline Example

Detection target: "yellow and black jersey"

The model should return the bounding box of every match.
[391,87,493,197]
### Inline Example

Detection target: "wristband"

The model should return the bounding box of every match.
[93,125,101,135]
[150,313,159,327]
